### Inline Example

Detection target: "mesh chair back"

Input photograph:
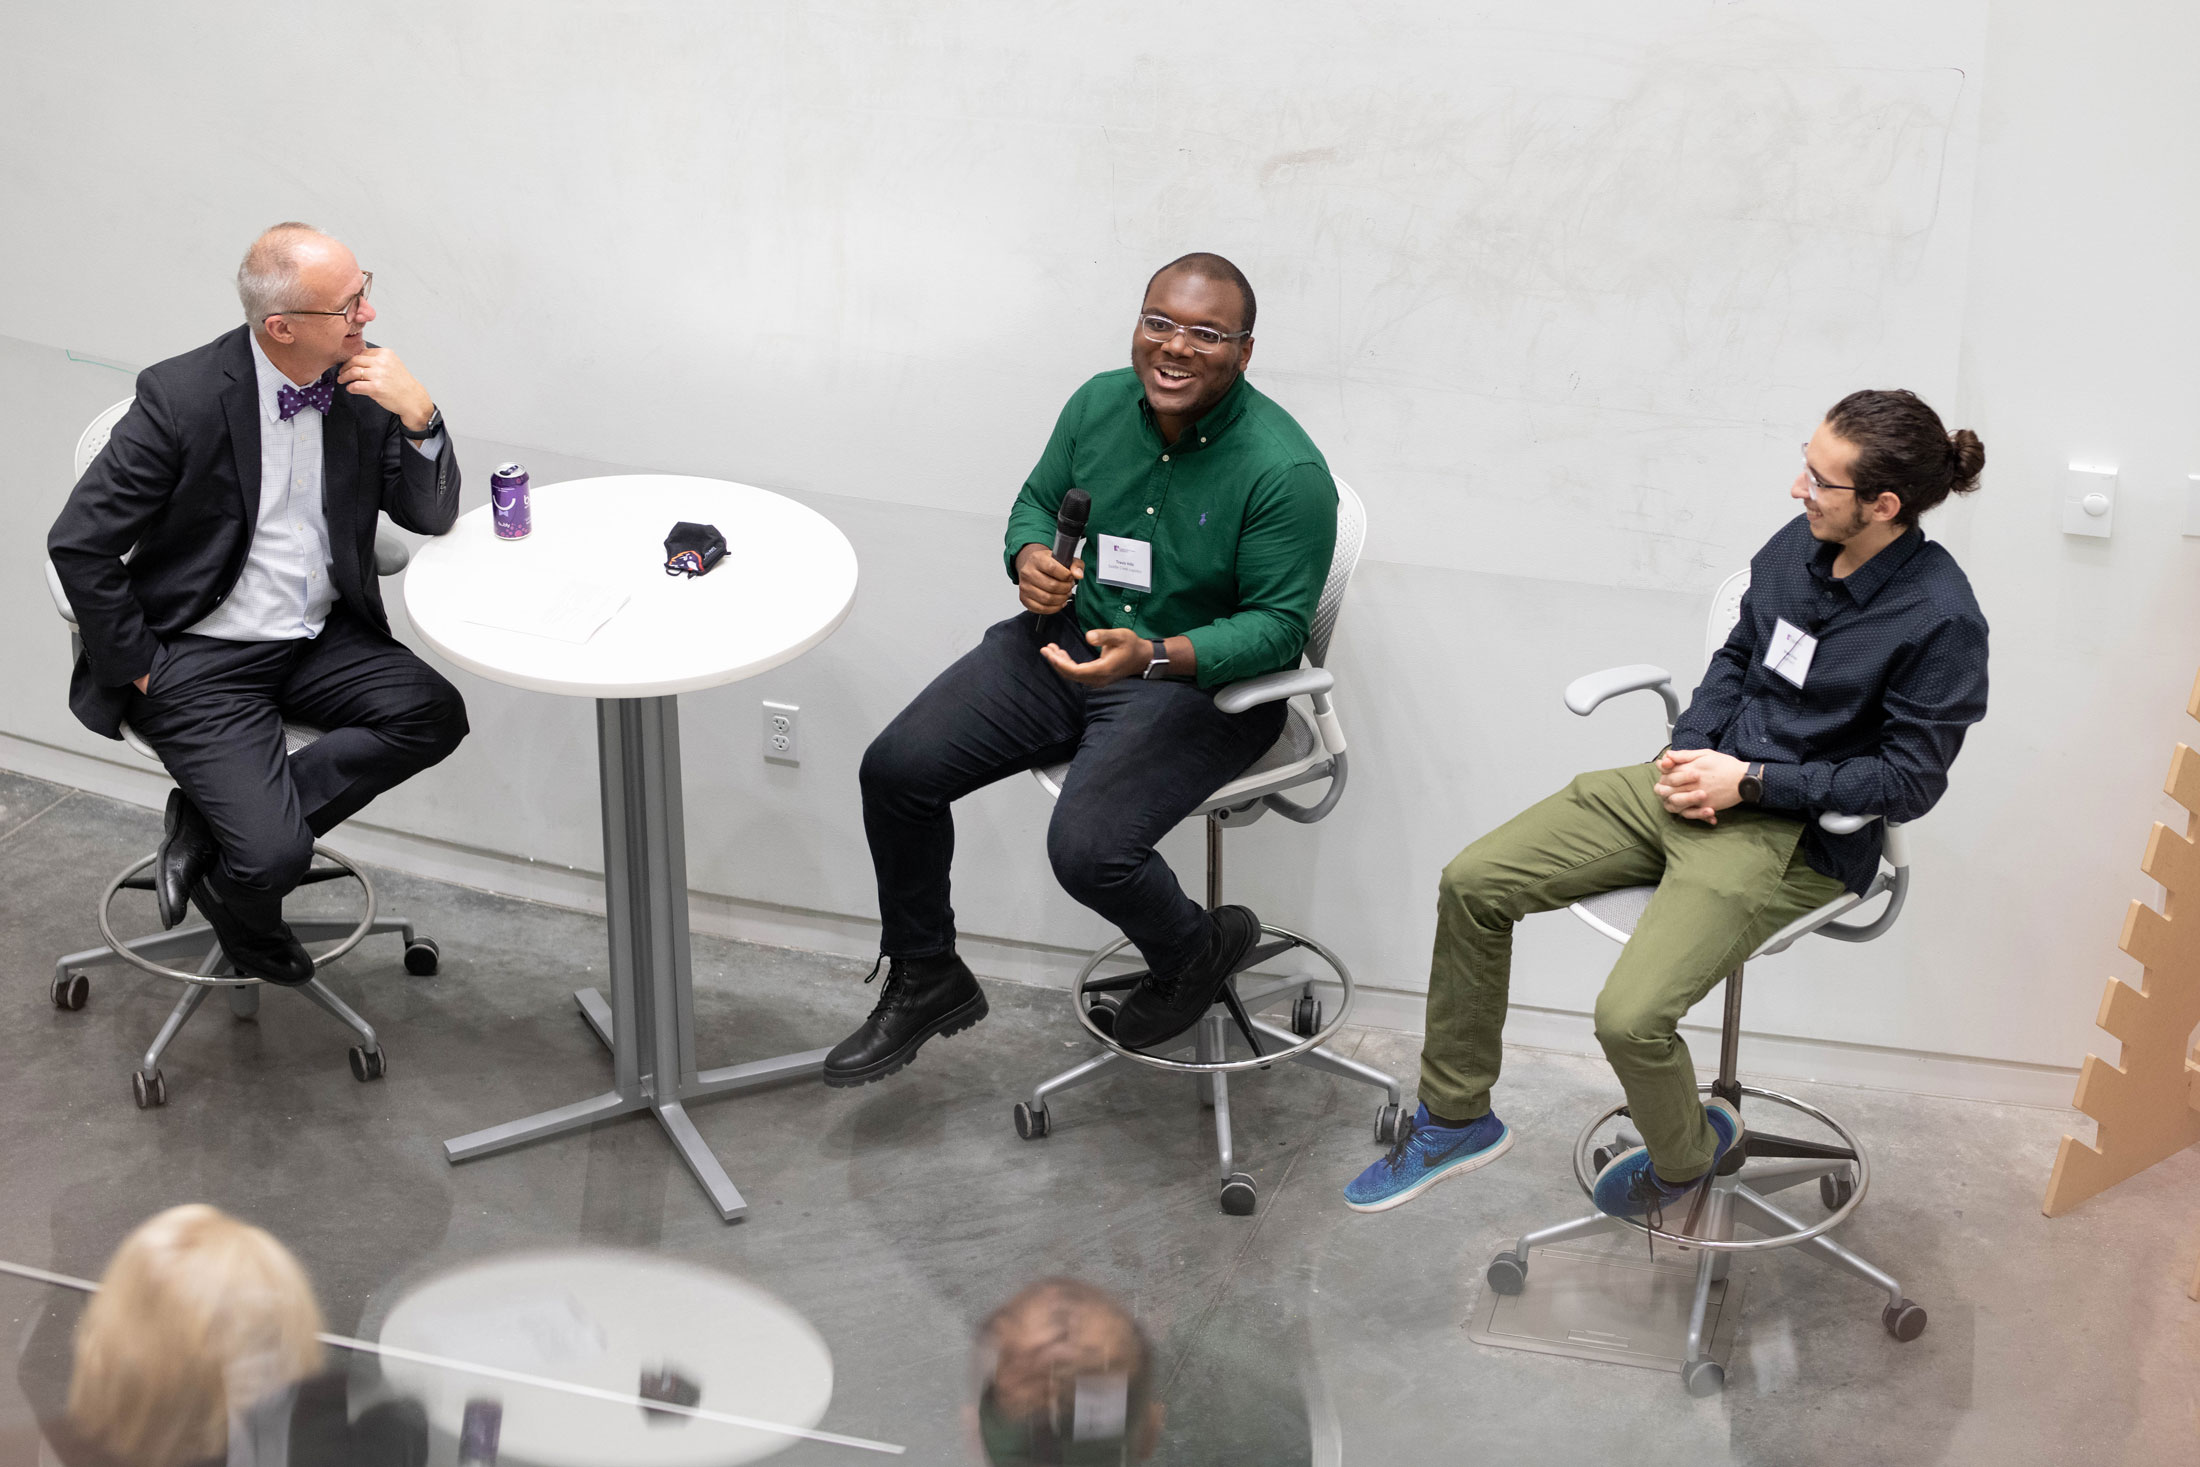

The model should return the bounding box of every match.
[1304,477,1366,669]
[75,397,134,478]
[1703,568,1750,669]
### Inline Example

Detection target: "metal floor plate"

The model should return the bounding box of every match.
[1466,1243,1746,1374]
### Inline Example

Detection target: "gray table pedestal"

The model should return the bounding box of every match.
[443,695,829,1220]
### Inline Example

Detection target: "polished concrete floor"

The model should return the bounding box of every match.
[0,768,2195,1465]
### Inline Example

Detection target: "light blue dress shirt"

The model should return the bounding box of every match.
[186,334,441,642]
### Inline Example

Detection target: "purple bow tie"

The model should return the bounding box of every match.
[277,372,336,420]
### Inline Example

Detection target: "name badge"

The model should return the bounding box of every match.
[1764,617,1818,688]
[1094,534,1153,591]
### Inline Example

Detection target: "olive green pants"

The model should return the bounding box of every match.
[1419,764,1846,1182]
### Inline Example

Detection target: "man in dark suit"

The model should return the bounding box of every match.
[48,223,469,984]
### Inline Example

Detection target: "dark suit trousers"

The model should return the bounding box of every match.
[859,612,1285,976]
[123,605,468,926]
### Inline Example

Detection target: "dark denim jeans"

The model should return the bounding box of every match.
[861,612,1287,975]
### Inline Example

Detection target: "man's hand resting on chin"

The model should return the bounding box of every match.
[1653,748,1748,824]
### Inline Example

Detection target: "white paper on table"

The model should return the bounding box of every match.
[461,579,630,644]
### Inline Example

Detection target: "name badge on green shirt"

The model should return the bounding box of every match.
[1094,534,1153,591]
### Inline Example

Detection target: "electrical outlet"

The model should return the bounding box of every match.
[763,701,799,765]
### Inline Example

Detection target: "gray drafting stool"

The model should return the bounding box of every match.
[1477,569,1928,1395]
[45,398,438,1109]
[1015,477,1403,1216]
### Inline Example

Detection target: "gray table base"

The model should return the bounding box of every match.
[443,696,829,1221]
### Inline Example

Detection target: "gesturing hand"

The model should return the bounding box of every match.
[1653,749,1748,825]
[337,347,435,433]
[1041,627,1149,688]
[1015,542,1083,615]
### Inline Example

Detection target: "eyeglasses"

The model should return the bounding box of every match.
[1798,443,1873,501]
[1137,312,1250,353]
[272,272,373,324]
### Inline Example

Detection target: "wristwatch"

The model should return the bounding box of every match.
[1737,763,1765,805]
[1141,640,1171,680]
[401,405,443,440]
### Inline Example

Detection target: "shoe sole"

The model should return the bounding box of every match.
[1344,1125,1514,1213]
[820,990,989,1088]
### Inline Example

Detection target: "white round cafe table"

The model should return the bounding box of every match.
[404,477,857,1220]
[376,1250,852,1465]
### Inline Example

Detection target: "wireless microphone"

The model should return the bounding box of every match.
[1051,488,1091,571]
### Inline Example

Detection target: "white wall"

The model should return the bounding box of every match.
[3,2,2195,1096]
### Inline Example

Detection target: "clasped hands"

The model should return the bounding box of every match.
[1653,748,1748,825]
[1015,543,1153,687]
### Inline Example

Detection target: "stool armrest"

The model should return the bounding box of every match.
[1264,750,1349,825]
[373,532,411,577]
[1816,864,1910,943]
[1214,666,1333,714]
[1816,812,1909,870]
[1565,663,1679,730]
[45,559,77,628]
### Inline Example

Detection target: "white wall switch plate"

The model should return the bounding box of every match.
[2062,464,2115,538]
[2185,475,2200,537]
[763,701,799,764]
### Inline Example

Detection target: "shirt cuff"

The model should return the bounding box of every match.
[1756,760,1808,812]
[406,431,443,459]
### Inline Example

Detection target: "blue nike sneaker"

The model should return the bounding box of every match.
[1343,1103,1513,1213]
[1590,1097,1743,1223]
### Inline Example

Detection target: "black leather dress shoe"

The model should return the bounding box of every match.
[1113,905,1262,1052]
[156,790,218,930]
[822,950,988,1087]
[190,876,315,987]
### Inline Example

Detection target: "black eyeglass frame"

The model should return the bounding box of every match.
[268,271,374,324]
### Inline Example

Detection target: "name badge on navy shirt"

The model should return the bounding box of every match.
[1764,617,1818,688]
[1094,534,1153,591]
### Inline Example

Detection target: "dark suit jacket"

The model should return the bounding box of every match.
[47,325,460,738]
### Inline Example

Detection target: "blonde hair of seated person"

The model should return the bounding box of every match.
[67,1204,326,1467]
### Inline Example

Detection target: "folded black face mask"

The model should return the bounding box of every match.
[664,521,728,577]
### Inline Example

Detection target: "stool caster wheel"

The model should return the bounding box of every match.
[52,972,90,1011]
[1373,1103,1406,1144]
[1219,1172,1257,1216]
[1486,1251,1528,1295]
[1014,1101,1050,1140]
[1681,1359,1725,1396]
[1819,1170,1856,1210]
[1882,1299,1927,1341]
[1085,993,1120,1039]
[403,937,440,976]
[348,1046,386,1082]
[131,1069,166,1109]
[1592,1145,1615,1173]
[1291,995,1322,1038]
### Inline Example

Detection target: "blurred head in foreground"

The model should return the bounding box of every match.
[67,1204,325,1467]
[972,1278,1162,1465]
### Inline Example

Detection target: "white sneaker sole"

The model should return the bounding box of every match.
[1345,1125,1514,1213]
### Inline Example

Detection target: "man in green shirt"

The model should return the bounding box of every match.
[824,253,1339,1088]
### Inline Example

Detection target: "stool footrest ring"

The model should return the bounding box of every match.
[1566,1080,1871,1253]
[1068,923,1354,1075]
[95,845,379,986]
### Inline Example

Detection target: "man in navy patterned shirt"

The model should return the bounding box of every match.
[1345,389,1989,1220]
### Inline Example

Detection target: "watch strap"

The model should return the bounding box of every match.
[401,405,442,440]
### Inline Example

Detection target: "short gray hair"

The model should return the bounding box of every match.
[236,223,326,324]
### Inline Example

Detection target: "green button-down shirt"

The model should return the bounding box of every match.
[1003,369,1337,690]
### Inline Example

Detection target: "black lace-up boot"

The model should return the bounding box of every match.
[821,949,988,1087]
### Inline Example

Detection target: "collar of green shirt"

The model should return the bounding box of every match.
[1136,370,1251,453]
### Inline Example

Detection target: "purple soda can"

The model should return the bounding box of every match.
[491,463,531,540]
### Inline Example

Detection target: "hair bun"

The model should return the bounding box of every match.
[1947,428,1985,492]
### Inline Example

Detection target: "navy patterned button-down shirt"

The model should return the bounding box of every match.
[1671,513,1989,894]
